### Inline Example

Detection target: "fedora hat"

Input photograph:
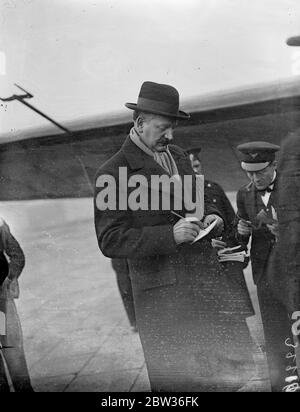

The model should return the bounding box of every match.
[125,81,190,120]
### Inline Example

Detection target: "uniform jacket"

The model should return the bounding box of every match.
[0,219,25,300]
[205,180,236,243]
[268,131,300,313]
[236,180,278,285]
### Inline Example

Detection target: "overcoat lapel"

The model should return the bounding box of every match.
[120,137,186,214]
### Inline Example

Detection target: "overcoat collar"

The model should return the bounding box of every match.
[120,136,195,217]
[120,135,190,179]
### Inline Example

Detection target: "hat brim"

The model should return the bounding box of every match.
[125,102,190,120]
[287,36,300,46]
[241,161,270,172]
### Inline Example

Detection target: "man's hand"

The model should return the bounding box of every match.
[267,221,279,239]
[203,214,224,236]
[173,218,202,245]
[238,219,252,236]
[211,239,227,249]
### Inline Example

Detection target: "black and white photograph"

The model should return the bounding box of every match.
[0,0,300,394]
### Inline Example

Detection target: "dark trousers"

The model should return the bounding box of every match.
[0,351,9,392]
[257,277,295,392]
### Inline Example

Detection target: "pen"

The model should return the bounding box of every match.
[171,210,185,219]
[171,211,201,224]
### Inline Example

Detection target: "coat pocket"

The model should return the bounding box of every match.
[128,255,177,291]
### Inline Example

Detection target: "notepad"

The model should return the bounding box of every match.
[192,219,218,243]
[217,245,248,263]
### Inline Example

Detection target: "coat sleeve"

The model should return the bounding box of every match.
[235,189,251,245]
[94,207,178,259]
[220,190,236,227]
[236,189,250,221]
[94,170,178,259]
[0,219,25,279]
[213,183,236,242]
[204,197,225,220]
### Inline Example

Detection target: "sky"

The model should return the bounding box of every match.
[0,0,300,138]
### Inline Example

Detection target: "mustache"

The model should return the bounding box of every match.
[158,139,169,145]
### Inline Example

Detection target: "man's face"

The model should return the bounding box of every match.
[189,155,203,175]
[138,115,177,152]
[246,162,276,190]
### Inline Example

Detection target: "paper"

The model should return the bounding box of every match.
[217,245,248,263]
[192,219,218,243]
[218,245,244,254]
[218,252,247,263]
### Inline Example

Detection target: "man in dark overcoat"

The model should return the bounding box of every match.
[94,81,255,392]
[235,142,296,392]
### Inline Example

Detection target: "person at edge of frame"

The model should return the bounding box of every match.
[235,141,297,392]
[94,81,257,392]
[267,128,300,393]
[266,34,300,393]
[0,217,34,392]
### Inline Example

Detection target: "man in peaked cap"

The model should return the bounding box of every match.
[94,81,241,392]
[235,141,297,392]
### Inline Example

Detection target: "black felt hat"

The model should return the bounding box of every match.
[125,81,190,120]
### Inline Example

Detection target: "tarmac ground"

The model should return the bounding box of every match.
[11,215,275,392]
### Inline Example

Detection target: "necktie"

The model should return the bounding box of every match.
[258,185,274,195]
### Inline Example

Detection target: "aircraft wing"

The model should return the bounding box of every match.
[0,76,299,201]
